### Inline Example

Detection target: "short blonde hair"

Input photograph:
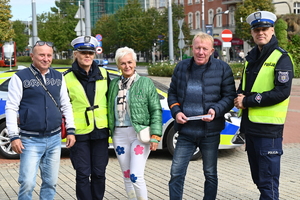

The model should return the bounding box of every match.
[192,32,214,46]
[115,47,137,66]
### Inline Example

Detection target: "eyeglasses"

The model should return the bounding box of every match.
[34,41,54,48]
[78,51,95,55]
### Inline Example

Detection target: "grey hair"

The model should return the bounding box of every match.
[115,47,137,66]
[192,31,214,46]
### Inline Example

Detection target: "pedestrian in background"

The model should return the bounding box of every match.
[5,41,76,200]
[238,49,245,63]
[234,11,294,200]
[65,36,111,200]
[213,50,219,59]
[108,46,162,200]
[168,32,236,200]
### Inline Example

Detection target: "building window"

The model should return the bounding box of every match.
[180,0,184,5]
[188,12,193,29]
[195,0,200,3]
[159,0,166,7]
[188,0,192,5]
[195,11,200,29]
[294,2,300,14]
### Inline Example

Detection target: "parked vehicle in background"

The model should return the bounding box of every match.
[0,67,244,160]
[93,59,109,67]
[0,41,17,67]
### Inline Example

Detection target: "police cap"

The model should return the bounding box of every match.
[246,11,277,30]
[71,36,98,52]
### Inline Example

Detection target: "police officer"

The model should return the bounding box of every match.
[234,11,294,200]
[65,36,110,200]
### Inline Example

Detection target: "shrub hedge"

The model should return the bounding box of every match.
[148,61,245,79]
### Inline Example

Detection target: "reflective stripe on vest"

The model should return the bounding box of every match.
[65,68,108,134]
[241,49,289,125]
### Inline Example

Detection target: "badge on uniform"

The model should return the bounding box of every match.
[278,71,289,83]
[255,93,262,104]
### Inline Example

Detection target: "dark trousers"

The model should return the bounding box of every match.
[245,134,282,200]
[70,138,109,200]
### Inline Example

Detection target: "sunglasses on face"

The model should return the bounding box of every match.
[78,51,95,55]
[34,41,54,48]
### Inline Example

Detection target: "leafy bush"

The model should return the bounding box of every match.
[147,62,176,77]
[147,61,244,79]
[229,63,244,79]
[16,56,32,62]
[16,57,73,66]
[52,59,73,65]
[287,35,300,78]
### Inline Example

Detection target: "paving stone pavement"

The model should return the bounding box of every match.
[0,67,299,200]
[0,144,299,200]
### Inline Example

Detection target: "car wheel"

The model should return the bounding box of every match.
[166,126,202,160]
[0,122,19,159]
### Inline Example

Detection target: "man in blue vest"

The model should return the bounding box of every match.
[234,11,294,200]
[6,41,76,200]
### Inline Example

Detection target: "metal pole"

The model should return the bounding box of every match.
[84,0,91,36]
[202,0,205,31]
[78,2,82,36]
[32,0,38,47]
[168,0,174,64]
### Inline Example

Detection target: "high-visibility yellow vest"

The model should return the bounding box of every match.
[241,49,290,125]
[65,68,108,134]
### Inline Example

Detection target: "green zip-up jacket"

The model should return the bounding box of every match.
[108,73,162,138]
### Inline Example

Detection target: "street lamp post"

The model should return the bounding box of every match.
[212,10,229,37]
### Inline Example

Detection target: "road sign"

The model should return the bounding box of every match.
[178,40,185,49]
[74,5,85,19]
[221,29,233,42]
[74,19,85,36]
[96,47,103,54]
[96,34,102,41]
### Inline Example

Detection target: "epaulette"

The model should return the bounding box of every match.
[62,68,73,76]
[277,47,288,54]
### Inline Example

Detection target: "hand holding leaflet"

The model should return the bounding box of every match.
[186,114,212,121]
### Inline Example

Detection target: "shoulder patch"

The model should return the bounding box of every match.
[278,71,289,83]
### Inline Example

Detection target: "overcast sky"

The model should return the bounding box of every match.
[9,0,56,21]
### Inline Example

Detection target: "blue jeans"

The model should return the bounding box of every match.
[169,134,220,200]
[18,134,61,200]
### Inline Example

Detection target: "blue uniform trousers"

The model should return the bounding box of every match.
[70,138,109,200]
[245,134,283,200]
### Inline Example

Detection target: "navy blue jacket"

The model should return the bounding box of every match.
[237,35,294,138]
[168,57,236,136]
[16,66,62,136]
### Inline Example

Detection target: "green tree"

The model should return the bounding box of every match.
[93,14,119,56]
[0,0,15,41]
[93,0,163,59]
[275,18,288,49]
[234,0,274,46]
[37,0,78,52]
[12,20,29,52]
[160,3,192,60]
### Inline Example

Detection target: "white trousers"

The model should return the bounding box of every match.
[113,127,151,200]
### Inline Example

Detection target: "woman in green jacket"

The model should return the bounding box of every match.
[108,47,162,200]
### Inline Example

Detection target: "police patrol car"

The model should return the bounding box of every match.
[0,66,244,160]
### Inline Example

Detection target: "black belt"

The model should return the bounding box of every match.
[85,105,99,126]
[115,126,129,128]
